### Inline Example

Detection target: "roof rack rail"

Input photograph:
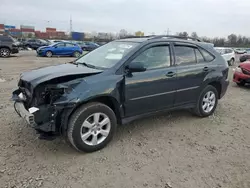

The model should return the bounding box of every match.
[149,35,201,42]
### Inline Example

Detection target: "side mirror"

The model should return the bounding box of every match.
[126,62,146,73]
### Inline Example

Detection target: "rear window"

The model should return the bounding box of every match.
[0,36,13,42]
[200,48,215,62]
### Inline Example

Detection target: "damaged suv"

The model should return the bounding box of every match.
[12,35,229,152]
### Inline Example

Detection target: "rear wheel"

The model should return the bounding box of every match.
[67,102,117,152]
[0,48,11,58]
[46,51,53,57]
[191,85,218,117]
[228,58,235,66]
[73,51,81,58]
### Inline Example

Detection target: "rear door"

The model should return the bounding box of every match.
[64,43,75,55]
[173,43,216,106]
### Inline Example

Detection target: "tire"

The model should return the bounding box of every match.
[45,51,53,57]
[0,48,11,58]
[67,102,117,152]
[192,85,218,117]
[237,81,245,87]
[73,51,81,58]
[228,58,235,66]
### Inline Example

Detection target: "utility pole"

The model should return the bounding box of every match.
[70,15,72,34]
[167,28,171,35]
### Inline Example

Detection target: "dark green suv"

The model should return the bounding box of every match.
[12,35,229,152]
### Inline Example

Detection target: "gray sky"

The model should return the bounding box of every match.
[0,0,249,37]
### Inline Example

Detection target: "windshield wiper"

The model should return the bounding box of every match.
[80,62,100,69]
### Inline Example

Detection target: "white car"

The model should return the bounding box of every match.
[215,47,235,66]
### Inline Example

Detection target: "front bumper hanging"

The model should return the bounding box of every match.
[14,102,36,126]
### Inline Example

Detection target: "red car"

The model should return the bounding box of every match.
[233,61,250,86]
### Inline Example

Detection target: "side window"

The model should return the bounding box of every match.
[131,46,171,70]
[195,49,205,63]
[174,46,196,65]
[0,36,12,42]
[200,48,215,62]
[56,43,65,48]
[65,43,75,47]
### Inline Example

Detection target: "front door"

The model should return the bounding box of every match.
[124,44,177,117]
[53,43,66,55]
[173,43,217,106]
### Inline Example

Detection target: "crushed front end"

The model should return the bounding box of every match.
[12,79,81,140]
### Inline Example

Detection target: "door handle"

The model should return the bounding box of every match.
[166,71,176,77]
[203,67,209,72]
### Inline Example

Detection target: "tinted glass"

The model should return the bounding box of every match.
[0,36,13,42]
[175,46,196,65]
[131,46,171,70]
[55,43,65,47]
[195,49,205,63]
[200,48,214,62]
[65,43,75,47]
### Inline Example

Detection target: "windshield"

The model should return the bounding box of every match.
[215,48,223,54]
[75,41,139,69]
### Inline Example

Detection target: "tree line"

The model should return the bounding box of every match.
[178,32,250,48]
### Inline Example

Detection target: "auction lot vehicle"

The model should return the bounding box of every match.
[37,42,83,57]
[24,39,49,50]
[0,35,19,57]
[77,41,100,51]
[12,35,229,152]
[233,61,250,86]
[215,47,235,66]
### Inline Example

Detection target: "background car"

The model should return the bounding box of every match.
[24,39,49,50]
[234,48,247,54]
[215,47,235,66]
[77,41,99,51]
[233,61,250,86]
[0,35,19,57]
[37,42,82,57]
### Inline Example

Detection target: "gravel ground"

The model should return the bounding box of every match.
[0,51,250,188]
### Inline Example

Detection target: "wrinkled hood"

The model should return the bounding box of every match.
[20,63,102,88]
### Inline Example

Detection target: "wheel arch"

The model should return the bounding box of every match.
[208,81,222,99]
[61,95,122,134]
[0,46,11,50]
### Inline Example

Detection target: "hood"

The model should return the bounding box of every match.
[37,46,50,51]
[20,63,102,88]
[240,61,250,70]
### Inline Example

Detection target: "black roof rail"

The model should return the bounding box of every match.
[149,35,202,42]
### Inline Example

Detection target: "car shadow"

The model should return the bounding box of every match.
[12,109,195,156]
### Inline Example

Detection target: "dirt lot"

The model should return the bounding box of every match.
[0,51,250,188]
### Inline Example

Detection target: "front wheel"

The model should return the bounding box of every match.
[67,102,117,152]
[237,81,245,86]
[45,51,53,57]
[191,85,218,117]
[0,48,11,57]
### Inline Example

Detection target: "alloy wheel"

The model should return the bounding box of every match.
[202,91,216,113]
[0,48,10,57]
[80,113,111,146]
